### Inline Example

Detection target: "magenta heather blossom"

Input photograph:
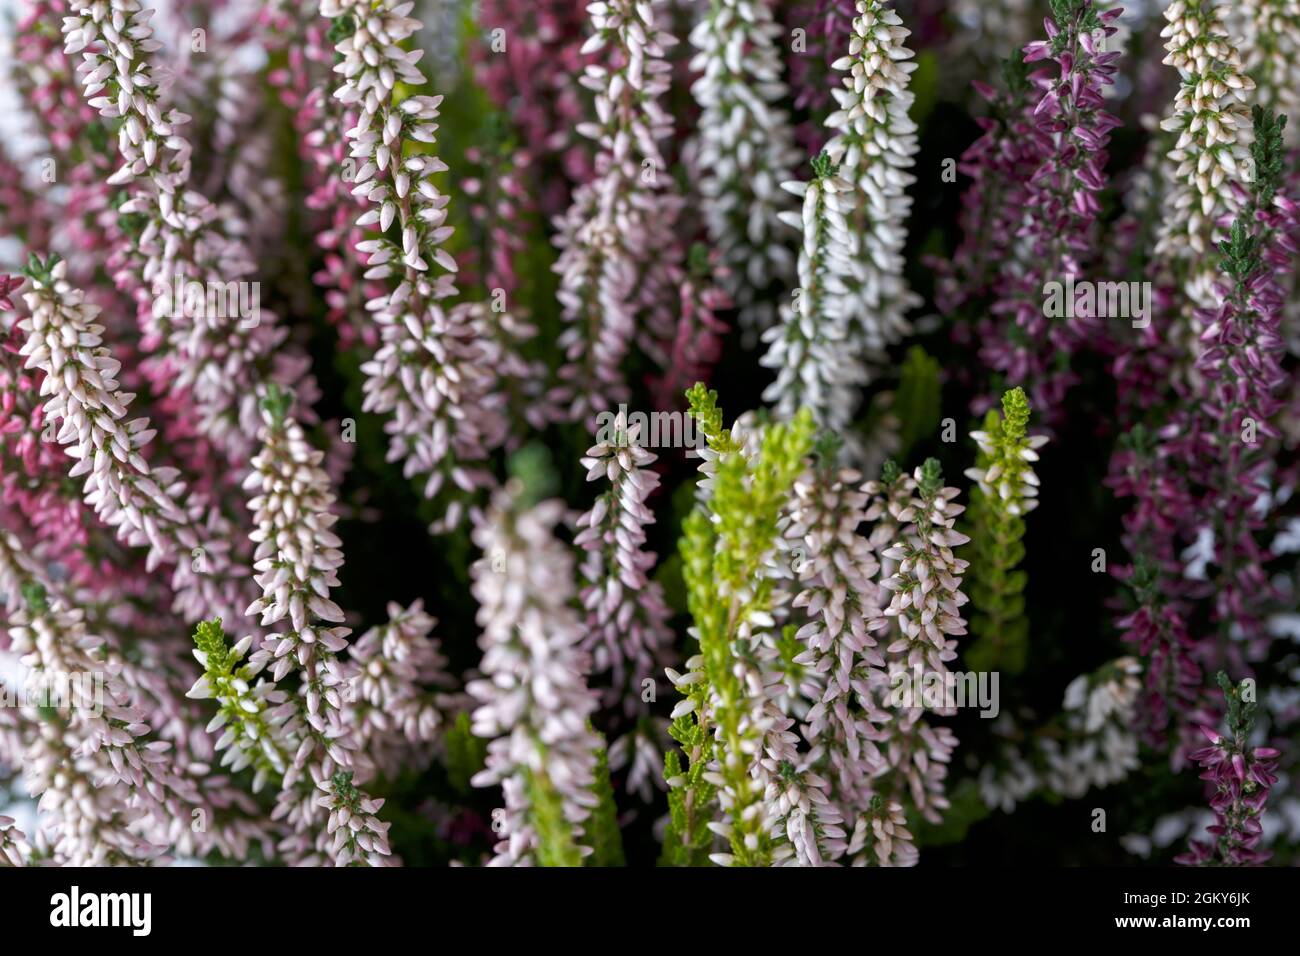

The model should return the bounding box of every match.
[982,2,1124,417]
[1176,674,1280,866]
[471,0,595,216]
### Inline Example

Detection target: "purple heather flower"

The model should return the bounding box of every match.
[1176,675,1280,866]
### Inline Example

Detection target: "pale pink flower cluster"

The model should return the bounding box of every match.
[575,413,673,709]
[0,531,270,863]
[242,402,353,764]
[862,465,970,842]
[575,412,673,798]
[15,260,250,625]
[62,0,302,466]
[344,600,454,778]
[553,0,683,420]
[468,488,601,865]
[323,0,508,516]
[0,816,32,867]
[786,468,888,826]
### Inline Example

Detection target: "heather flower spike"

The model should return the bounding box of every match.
[1176,673,1279,866]
[468,484,605,866]
[964,387,1047,673]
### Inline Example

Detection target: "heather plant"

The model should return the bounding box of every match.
[0,0,1295,872]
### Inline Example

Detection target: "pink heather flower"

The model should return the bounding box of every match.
[861,461,968,836]
[323,0,509,515]
[460,144,562,433]
[552,0,682,421]
[344,600,454,779]
[471,0,595,216]
[0,816,32,868]
[269,10,380,352]
[0,276,19,312]
[978,1,1124,418]
[468,487,601,866]
[241,396,356,773]
[62,0,304,468]
[0,531,255,864]
[785,466,888,824]
[15,259,252,626]
[1176,679,1280,866]
[575,411,674,709]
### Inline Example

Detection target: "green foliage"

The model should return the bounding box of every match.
[259,383,293,424]
[894,346,942,461]
[586,731,625,867]
[666,386,816,866]
[809,149,839,181]
[506,441,560,509]
[1250,105,1287,212]
[20,252,61,285]
[659,716,715,867]
[443,711,486,796]
[20,582,48,614]
[190,618,285,783]
[326,13,356,44]
[525,767,582,867]
[965,389,1037,675]
[909,50,940,128]
[911,779,992,847]
[1217,671,1257,741]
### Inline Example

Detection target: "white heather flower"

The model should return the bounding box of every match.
[1042,657,1143,796]
[963,429,1048,518]
[468,488,601,866]
[553,0,681,420]
[688,0,800,341]
[760,170,865,431]
[978,659,1143,813]
[1233,0,1300,142]
[825,0,922,361]
[16,260,249,625]
[62,0,297,465]
[324,1,508,507]
[1155,0,1256,308]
